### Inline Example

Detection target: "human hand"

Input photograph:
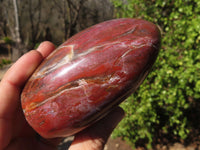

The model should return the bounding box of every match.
[0,41,124,150]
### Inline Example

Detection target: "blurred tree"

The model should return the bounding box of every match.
[27,0,42,46]
[13,0,21,44]
[0,0,114,60]
[0,3,7,37]
[52,0,87,41]
[9,0,22,61]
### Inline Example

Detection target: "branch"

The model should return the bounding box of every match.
[69,0,87,25]
[52,0,64,14]
[35,0,42,41]
[67,0,78,11]
[28,0,35,42]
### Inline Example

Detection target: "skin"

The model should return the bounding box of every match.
[0,41,124,150]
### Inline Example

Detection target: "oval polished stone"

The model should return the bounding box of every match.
[21,18,161,138]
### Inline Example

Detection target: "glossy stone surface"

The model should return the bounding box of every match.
[21,18,161,138]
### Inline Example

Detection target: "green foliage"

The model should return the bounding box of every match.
[2,37,13,45]
[111,0,200,148]
[34,43,41,49]
[0,58,11,68]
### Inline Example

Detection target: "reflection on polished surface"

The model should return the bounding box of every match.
[21,18,161,138]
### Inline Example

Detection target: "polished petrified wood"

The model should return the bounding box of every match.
[21,18,161,138]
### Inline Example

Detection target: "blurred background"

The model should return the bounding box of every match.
[0,0,200,149]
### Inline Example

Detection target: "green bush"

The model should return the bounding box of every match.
[111,0,200,148]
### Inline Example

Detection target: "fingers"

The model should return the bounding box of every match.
[37,41,56,58]
[1,51,43,89]
[0,41,55,150]
[0,41,55,117]
[69,107,125,150]
[1,41,55,89]
[0,50,43,118]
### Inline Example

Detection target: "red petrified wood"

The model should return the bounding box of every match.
[21,18,161,138]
